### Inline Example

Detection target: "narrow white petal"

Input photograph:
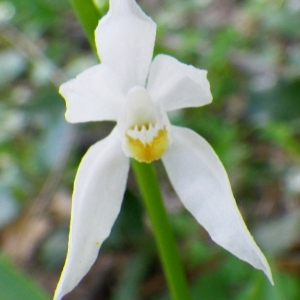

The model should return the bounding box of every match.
[54,129,129,300]
[162,126,273,283]
[147,55,212,111]
[95,0,156,92]
[60,64,124,123]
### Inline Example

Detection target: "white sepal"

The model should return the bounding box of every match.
[147,54,212,111]
[54,128,129,300]
[162,125,273,284]
[95,0,156,92]
[60,64,124,123]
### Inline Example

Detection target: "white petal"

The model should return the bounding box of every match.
[54,129,129,300]
[60,64,124,123]
[162,126,273,283]
[95,0,156,92]
[147,55,212,111]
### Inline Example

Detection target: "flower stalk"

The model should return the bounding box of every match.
[69,0,101,52]
[131,160,191,300]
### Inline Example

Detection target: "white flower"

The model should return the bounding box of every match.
[54,0,273,299]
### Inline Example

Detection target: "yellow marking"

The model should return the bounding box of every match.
[127,127,168,163]
[95,241,101,246]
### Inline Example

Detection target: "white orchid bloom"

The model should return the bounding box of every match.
[54,0,273,298]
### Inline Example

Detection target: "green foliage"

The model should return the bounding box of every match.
[249,79,300,122]
[0,255,50,300]
[69,0,101,51]
[235,269,300,300]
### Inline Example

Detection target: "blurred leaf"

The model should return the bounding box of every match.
[69,0,101,52]
[111,251,152,300]
[248,80,300,122]
[208,28,240,68]
[191,267,231,300]
[12,0,68,30]
[104,191,144,249]
[93,0,109,15]
[256,122,300,162]
[0,255,50,300]
[235,267,300,300]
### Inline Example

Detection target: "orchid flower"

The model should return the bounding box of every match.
[54,0,273,299]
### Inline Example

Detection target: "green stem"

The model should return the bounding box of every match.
[69,0,101,52]
[131,160,191,300]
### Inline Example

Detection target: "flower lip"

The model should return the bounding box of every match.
[125,86,157,130]
[127,126,169,163]
[119,86,170,163]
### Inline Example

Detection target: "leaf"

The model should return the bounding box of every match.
[235,267,300,300]
[69,0,101,53]
[0,255,50,300]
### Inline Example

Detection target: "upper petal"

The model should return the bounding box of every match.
[162,126,273,283]
[95,0,156,92]
[60,64,124,123]
[54,128,130,300]
[147,55,212,111]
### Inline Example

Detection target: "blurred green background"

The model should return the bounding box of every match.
[1,0,300,299]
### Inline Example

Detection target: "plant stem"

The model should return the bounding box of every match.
[69,0,101,52]
[131,160,191,300]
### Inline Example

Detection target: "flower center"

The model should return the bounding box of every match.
[123,87,169,163]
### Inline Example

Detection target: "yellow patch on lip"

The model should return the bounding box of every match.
[126,127,168,163]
